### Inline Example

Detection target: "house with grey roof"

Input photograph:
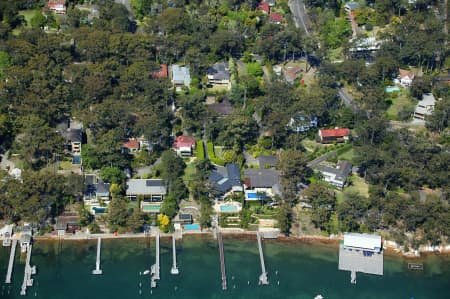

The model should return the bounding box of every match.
[209,163,243,197]
[243,168,282,199]
[84,174,111,213]
[315,160,352,188]
[57,118,83,155]
[206,62,231,88]
[171,65,191,89]
[126,179,167,212]
[413,93,436,121]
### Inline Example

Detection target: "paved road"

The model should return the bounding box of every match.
[289,0,311,35]
[338,88,359,111]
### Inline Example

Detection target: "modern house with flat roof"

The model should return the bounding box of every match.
[125,179,167,212]
[413,93,436,120]
[339,233,383,284]
[315,160,352,188]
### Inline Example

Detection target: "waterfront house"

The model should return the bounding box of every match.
[48,0,67,14]
[206,63,231,88]
[55,213,80,236]
[243,168,282,199]
[413,93,436,120]
[209,163,243,196]
[20,224,32,252]
[338,233,383,283]
[318,128,350,144]
[173,135,196,157]
[84,174,111,203]
[171,65,191,89]
[315,160,352,188]
[125,179,167,212]
[173,213,193,224]
[1,225,13,246]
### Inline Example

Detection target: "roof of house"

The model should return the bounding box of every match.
[173,135,196,149]
[316,160,352,181]
[48,0,65,7]
[258,2,270,13]
[399,68,414,80]
[284,65,303,82]
[266,0,276,6]
[96,181,111,195]
[171,65,191,85]
[152,64,168,78]
[343,233,381,251]
[126,179,167,195]
[258,155,278,169]
[415,93,436,116]
[55,215,79,230]
[209,163,242,194]
[319,128,350,138]
[207,63,231,81]
[244,168,281,189]
[345,2,360,11]
[123,140,140,149]
[269,13,283,23]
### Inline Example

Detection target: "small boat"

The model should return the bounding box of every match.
[314,295,324,299]
[143,270,150,275]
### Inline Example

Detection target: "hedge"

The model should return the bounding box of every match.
[196,140,205,160]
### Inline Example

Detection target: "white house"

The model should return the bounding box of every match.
[343,233,382,253]
[171,65,191,89]
[394,69,414,87]
[315,160,352,188]
[125,179,167,212]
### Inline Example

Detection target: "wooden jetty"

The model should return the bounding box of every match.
[92,237,102,275]
[257,232,269,285]
[151,232,160,288]
[170,234,179,275]
[20,244,36,296]
[218,232,227,290]
[5,239,17,283]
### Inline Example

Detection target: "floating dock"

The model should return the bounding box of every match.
[92,237,102,275]
[20,244,36,296]
[170,234,179,275]
[5,239,17,283]
[218,232,227,290]
[257,232,269,285]
[151,232,160,288]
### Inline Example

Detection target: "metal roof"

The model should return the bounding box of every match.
[244,168,280,188]
[126,179,167,195]
[343,233,381,251]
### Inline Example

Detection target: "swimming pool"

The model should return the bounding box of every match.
[220,205,238,212]
[142,205,160,213]
[92,207,107,214]
[246,191,266,200]
[184,224,200,230]
[386,86,400,93]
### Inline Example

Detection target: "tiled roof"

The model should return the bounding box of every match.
[173,135,196,148]
[258,2,270,13]
[319,128,350,138]
[123,140,140,149]
[269,13,283,23]
[152,64,168,78]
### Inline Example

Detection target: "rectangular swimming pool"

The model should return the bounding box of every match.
[142,205,160,212]
[184,224,200,230]
[220,205,238,212]
[385,86,400,93]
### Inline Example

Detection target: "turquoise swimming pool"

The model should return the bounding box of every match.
[386,86,400,93]
[184,224,200,230]
[220,205,238,212]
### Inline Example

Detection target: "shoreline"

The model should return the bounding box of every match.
[31,230,450,259]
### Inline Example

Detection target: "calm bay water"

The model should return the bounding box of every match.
[0,236,449,299]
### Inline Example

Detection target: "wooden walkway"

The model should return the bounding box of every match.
[218,232,227,290]
[257,232,269,285]
[5,239,17,283]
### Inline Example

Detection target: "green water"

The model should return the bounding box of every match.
[0,236,449,299]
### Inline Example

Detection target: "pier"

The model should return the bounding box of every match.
[5,239,17,283]
[257,232,269,285]
[170,234,179,275]
[218,232,227,290]
[151,232,160,288]
[20,244,36,296]
[92,237,102,275]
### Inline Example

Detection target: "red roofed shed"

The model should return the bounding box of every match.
[269,13,283,24]
[318,128,350,144]
[152,64,168,78]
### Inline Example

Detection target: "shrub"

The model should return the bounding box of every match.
[196,140,205,160]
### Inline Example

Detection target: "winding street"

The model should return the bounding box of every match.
[289,0,312,35]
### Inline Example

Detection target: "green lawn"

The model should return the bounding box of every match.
[336,175,369,203]
[385,89,416,121]
[19,10,35,27]
[337,148,355,163]
[183,162,197,184]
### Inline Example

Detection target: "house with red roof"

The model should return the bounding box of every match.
[123,139,140,153]
[318,128,350,144]
[152,64,168,79]
[258,2,270,14]
[48,0,66,14]
[394,68,415,87]
[269,13,283,24]
[173,135,196,157]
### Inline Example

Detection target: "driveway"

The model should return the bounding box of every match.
[289,0,312,35]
